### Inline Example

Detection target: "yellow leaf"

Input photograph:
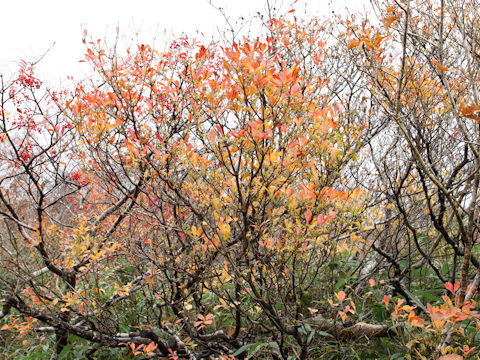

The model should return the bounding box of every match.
[219,222,230,238]
[270,151,282,162]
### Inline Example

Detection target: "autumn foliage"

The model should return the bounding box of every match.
[1,1,480,359]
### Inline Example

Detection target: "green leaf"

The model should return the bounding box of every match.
[412,289,440,302]
[247,343,266,358]
[315,330,334,338]
[372,303,387,322]
[58,344,74,360]
[233,343,262,358]
[402,288,427,312]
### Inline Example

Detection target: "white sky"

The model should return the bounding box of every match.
[0,0,367,85]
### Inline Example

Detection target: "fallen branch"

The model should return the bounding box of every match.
[308,316,392,339]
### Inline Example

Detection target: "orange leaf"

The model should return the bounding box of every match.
[445,281,460,294]
[308,307,318,315]
[459,102,480,120]
[382,14,399,30]
[347,39,361,50]
[336,290,346,303]
[209,128,216,143]
[372,34,387,48]
[144,342,158,355]
[438,355,463,360]
[432,58,450,72]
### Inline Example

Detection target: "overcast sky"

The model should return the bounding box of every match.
[1,0,366,85]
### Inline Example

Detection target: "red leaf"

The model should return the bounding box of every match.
[317,214,324,226]
[305,209,312,224]
[215,124,224,135]
[326,211,337,221]
[199,45,207,58]
[445,282,454,293]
